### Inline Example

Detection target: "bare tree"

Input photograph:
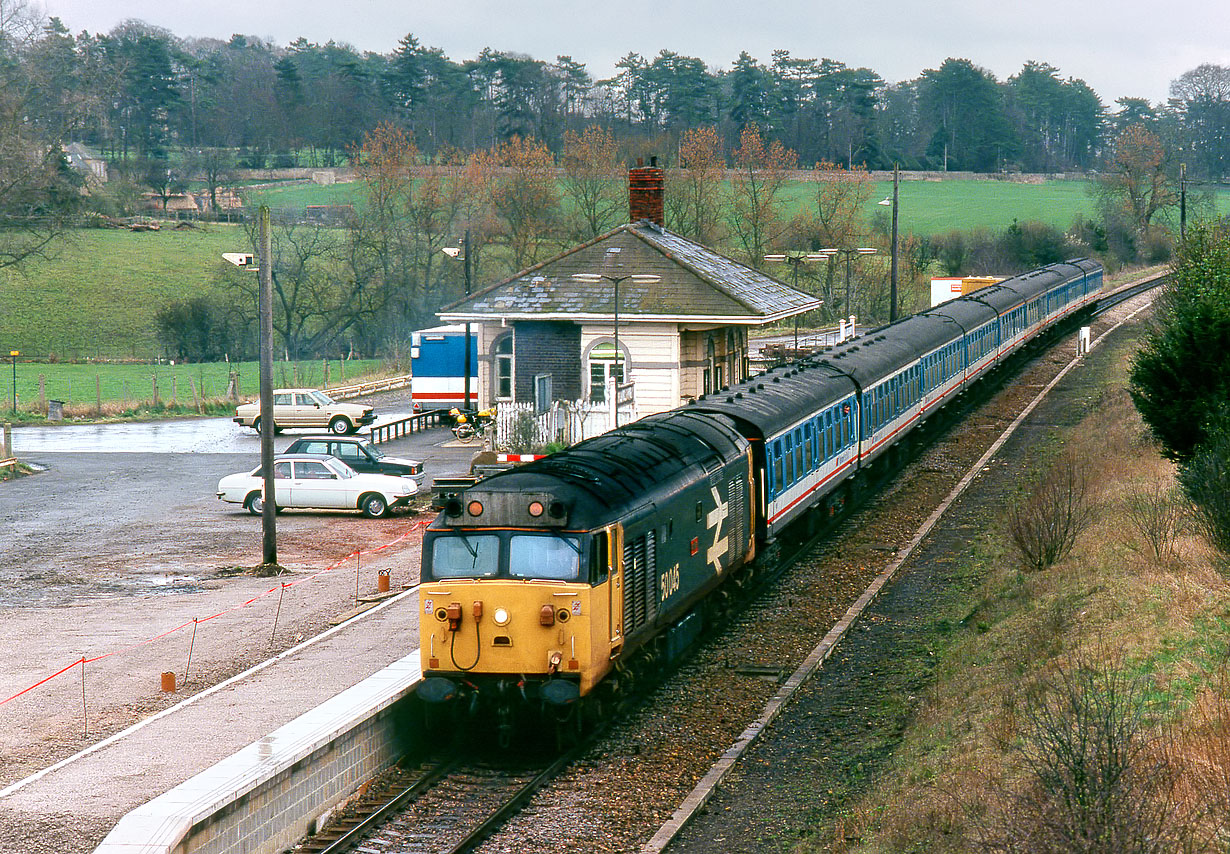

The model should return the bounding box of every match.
[665,125,725,244]
[560,125,624,240]
[1096,125,1177,235]
[725,124,795,268]
[0,0,81,268]
[470,135,561,273]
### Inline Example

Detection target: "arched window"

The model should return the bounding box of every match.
[493,335,513,400]
[587,341,624,402]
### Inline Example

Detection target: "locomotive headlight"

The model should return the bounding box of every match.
[493,607,510,626]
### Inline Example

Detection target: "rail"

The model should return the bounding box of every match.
[368,409,447,444]
[0,457,16,471]
[326,374,412,400]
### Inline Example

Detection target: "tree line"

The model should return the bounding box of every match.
[4,4,1230,180]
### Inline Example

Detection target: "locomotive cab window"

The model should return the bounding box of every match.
[510,535,581,581]
[430,534,500,578]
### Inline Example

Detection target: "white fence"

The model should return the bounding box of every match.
[496,390,637,450]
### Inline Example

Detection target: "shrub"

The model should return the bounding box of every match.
[1177,416,1230,562]
[985,656,1187,853]
[1124,482,1186,561]
[1008,456,1097,572]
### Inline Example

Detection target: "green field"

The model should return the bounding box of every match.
[2,176,1221,368]
[0,224,247,360]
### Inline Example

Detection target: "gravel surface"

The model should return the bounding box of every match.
[477,300,1152,854]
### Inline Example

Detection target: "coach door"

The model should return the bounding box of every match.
[607,525,623,652]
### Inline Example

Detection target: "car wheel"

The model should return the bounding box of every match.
[360,493,388,518]
[329,416,353,435]
[252,417,261,434]
[247,492,263,515]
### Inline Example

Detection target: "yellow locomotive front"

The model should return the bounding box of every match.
[416,487,622,715]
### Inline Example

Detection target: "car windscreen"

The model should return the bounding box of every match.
[310,390,335,405]
[509,534,580,581]
[430,534,500,578]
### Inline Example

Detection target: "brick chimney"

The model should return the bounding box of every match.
[629,156,664,226]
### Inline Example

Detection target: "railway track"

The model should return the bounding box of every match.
[294,737,591,854]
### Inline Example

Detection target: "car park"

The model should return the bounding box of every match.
[216,454,416,518]
[282,435,423,483]
[233,389,375,435]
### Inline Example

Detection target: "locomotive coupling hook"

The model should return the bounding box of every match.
[548,651,563,675]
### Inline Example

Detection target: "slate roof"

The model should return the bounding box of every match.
[438,221,821,325]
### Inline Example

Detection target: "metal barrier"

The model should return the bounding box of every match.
[368,409,447,444]
[327,374,412,400]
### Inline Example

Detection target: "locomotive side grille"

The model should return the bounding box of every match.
[623,530,658,634]
[729,476,745,560]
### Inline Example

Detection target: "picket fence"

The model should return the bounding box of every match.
[495,392,637,450]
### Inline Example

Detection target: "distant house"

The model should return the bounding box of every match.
[64,142,107,187]
[139,192,199,214]
[437,166,820,423]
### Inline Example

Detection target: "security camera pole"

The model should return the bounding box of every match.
[257,206,277,567]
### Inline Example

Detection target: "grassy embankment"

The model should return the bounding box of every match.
[794,321,1230,851]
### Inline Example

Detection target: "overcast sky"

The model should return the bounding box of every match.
[35,0,1230,107]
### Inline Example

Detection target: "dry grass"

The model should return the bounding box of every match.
[838,350,1230,852]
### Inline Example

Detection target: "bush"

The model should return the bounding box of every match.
[1177,416,1230,562]
[1008,456,1096,571]
[984,656,1186,853]
[1124,482,1186,561]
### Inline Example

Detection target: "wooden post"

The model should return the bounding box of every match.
[190,379,201,413]
[171,376,178,405]
[37,374,45,410]
[96,375,102,415]
[151,374,159,406]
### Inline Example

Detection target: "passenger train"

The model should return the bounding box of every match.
[415,258,1103,724]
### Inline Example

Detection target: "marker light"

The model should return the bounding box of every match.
[528,500,544,517]
[467,500,484,517]
[494,607,510,626]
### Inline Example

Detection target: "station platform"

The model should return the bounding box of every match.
[0,589,423,854]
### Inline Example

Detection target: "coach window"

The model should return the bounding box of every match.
[803,423,814,472]
[772,443,783,496]
[784,433,795,484]
[794,428,804,476]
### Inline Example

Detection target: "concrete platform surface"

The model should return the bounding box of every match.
[0,588,422,850]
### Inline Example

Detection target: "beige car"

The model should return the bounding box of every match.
[233,388,375,435]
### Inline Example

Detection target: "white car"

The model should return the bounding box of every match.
[216,454,417,518]
[233,388,376,435]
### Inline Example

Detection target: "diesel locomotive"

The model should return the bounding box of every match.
[415,258,1103,725]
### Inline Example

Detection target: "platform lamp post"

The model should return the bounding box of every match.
[878,163,900,322]
[223,205,277,568]
[442,230,474,410]
[571,272,660,428]
[818,247,878,325]
[764,253,830,353]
